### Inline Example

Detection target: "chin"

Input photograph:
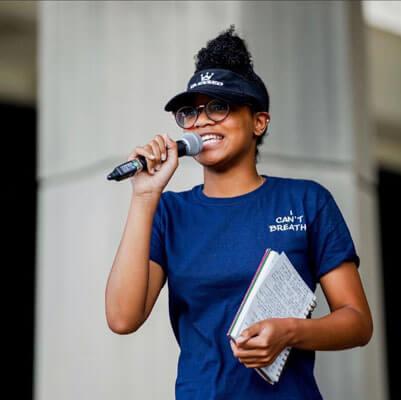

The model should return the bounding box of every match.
[195,153,233,171]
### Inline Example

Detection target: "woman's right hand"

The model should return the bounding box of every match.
[128,133,179,197]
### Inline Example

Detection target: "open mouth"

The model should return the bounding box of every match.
[201,134,224,146]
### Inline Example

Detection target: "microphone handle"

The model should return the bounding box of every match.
[107,140,187,181]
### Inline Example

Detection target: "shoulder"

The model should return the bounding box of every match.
[158,185,198,209]
[267,175,335,224]
[160,186,195,201]
[269,175,332,202]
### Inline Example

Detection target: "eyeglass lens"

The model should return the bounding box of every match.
[175,99,230,128]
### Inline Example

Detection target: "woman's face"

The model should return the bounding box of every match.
[177,93,266,170]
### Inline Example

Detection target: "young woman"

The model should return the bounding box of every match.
[105,25,373,399]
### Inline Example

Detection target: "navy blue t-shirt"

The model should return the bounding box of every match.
[150,174,360,400]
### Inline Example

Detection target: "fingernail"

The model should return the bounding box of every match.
[155,165,161,170]
[162,153,166,161]
[149,155,155,159]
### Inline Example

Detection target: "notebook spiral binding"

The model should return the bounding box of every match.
[276,348,291,375]
[304,298,317,317]
[275,298,317,378]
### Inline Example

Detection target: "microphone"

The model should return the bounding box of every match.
[107,132,203,181]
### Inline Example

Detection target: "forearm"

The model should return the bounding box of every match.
[287,306,373,351]
[105,192,161,333]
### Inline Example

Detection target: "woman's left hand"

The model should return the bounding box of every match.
[230,318,295,369]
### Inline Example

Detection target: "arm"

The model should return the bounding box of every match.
[231,261,373,368]
[287,261,374,350]
[105,192,161,334]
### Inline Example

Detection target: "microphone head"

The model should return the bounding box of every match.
[181,132,203,155]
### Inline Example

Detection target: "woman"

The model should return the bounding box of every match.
[105,25,373,399]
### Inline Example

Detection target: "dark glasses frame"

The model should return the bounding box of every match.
[174,99,231,129]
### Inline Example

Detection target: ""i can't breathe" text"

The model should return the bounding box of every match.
[269,210,307,232]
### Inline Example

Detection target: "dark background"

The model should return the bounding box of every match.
[378,168,400,400]
[1,102,37,400]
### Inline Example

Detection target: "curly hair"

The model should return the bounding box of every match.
[194,24,270,163]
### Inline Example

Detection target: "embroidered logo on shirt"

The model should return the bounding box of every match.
[269,210,307,232]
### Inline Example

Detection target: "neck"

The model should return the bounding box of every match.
[202,167,265,198]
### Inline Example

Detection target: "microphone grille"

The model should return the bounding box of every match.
[181,132,203,155]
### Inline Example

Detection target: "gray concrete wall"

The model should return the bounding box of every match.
[36,1,387,399]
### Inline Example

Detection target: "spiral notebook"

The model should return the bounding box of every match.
[226,249,317,385]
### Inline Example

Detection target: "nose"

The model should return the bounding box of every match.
[194,107,214,128]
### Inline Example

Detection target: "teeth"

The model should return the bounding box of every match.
[202,134,223,142]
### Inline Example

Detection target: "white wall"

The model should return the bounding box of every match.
[36,1,387,399]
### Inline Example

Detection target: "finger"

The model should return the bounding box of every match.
[145,143,160,173]
[127,150,139,162]
[134,146,156,174]
[230,340,237,354]
[236,334,257,347]
[243,362,264,368]
[231,341,265,359]
[236,337,262,350]
[237,348,266,359]
[163,133,177,156]
[241,352,279,367]
[151,135,167,170]
[153,134,168,162]
[148,141,162,170]
[242,354,271,364]
[238,349,268,359]
[128,146,155,162]
[231,340,246,353]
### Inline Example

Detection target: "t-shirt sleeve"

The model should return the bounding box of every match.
[309,189,360,281]
[149,195,168,274]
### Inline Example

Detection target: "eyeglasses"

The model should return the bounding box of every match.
[174,99,230,129]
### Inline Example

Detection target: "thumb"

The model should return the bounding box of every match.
[237,323,259,343]
[236,335,248,344]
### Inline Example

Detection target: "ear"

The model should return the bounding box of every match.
[253,111,270,137]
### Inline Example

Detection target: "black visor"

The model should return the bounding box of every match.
[164,68,269,113]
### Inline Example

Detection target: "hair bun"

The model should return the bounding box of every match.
[194,24,254,77]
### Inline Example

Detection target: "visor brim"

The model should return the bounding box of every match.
[164,89,254,112]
